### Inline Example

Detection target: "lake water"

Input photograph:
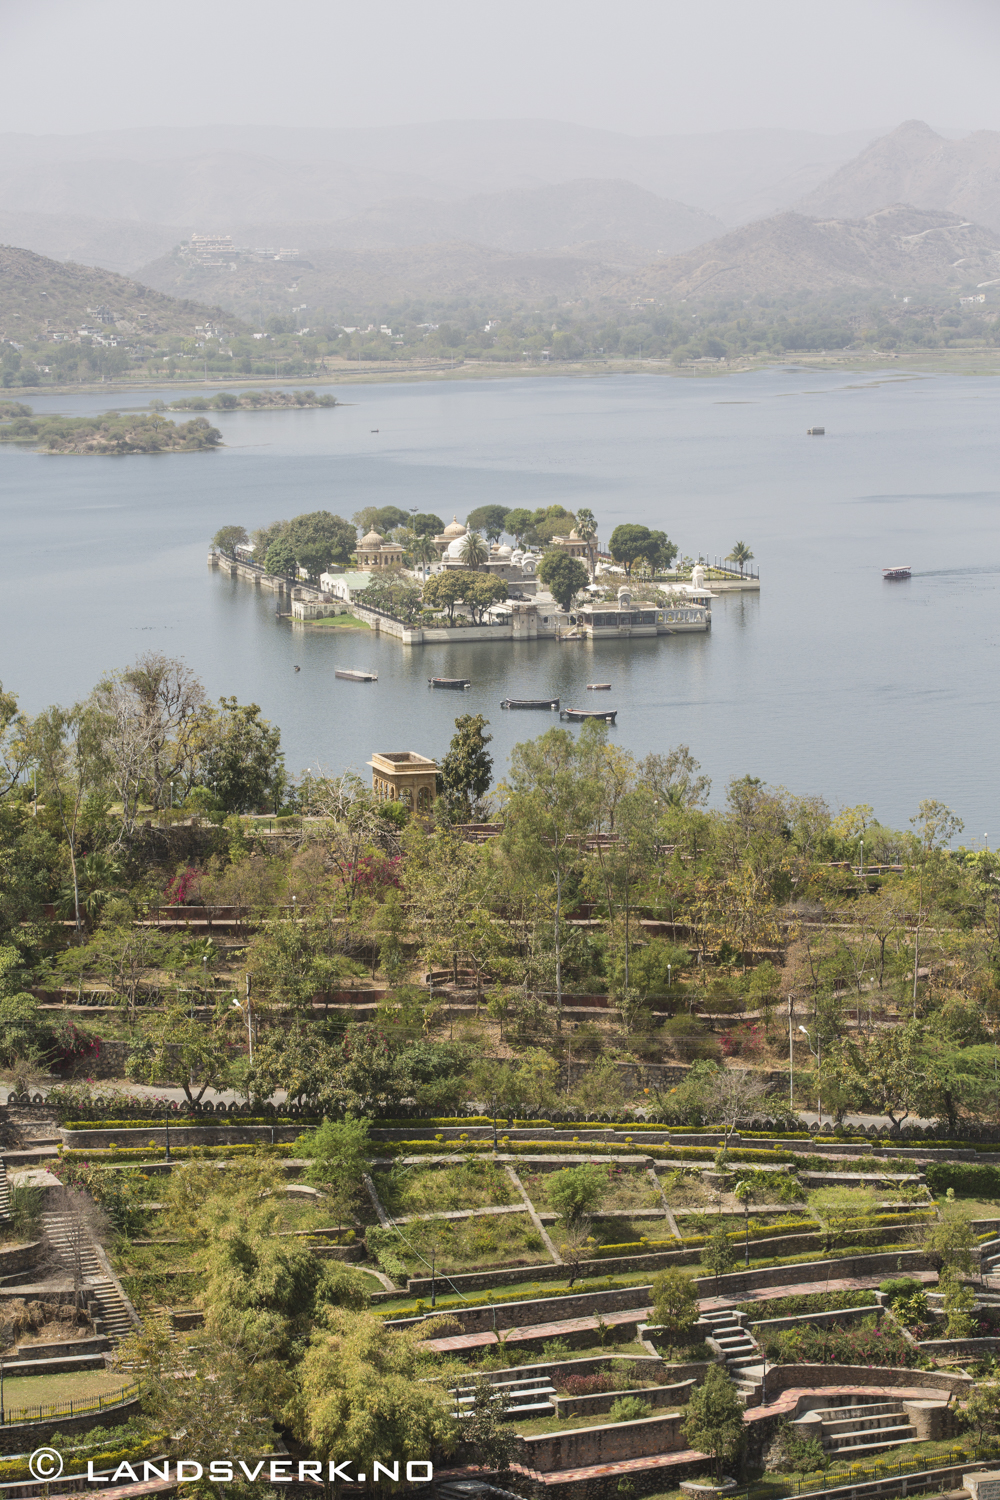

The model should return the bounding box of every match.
[3,367,1000,837]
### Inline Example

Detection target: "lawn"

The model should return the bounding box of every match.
[392,1210,546,1273]
[522,1166,663,1215]
[310,613,370,628]
[373,1160,516,1216]
[467,1338,652,1370]
[0,1368,128,1415]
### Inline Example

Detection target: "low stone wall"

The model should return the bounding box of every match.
[519,1410,686,1472]
[385,1285,652,1335]
[749,1304,883,1333]
[60,1124,305,1148]
[553,1379,692,1420]
[0,1396,141,1450]
[693,1248,934,1300]
[762,1362,973,1398]
[0,1241,43,1277]
[478,1354,667,1388]
[919,1336,1000,1355]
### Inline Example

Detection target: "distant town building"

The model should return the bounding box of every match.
[356,529,405,570]
[367,751,438,811]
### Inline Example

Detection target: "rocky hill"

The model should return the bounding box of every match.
[797,121,1000,234]
[0,244,246,343]
[622,205,1000,301]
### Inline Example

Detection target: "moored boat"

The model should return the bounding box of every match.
[587,683,612,691]
[335,668,377,682]
[500,697,559,710]
[561,707,617,724]
[882,566,911,580]
[429,677,471,689]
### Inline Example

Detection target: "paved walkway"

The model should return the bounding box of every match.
[701,1269,937,1311]
[424,1305,651,1353]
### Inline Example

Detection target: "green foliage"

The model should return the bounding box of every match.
[466,504,510,541]
[650,1266,699,1335]
[927,1161,1000,1197]
[925,1206,976,1276]
[212,525,248,554]
[739,1289,877,1319]
[608,1395,653,1422]
[681,1362,744,1479]
[538,550,590,610]
[441,714,494,821]
[297,1117,371,1222]
[547,1164,608,1225]
[356,574,424,622]
[607,525,677,577]
[200,696,285,813]
[702,1223,736,1284]
[1,412,222,453]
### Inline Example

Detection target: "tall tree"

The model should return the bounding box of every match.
[466,504,510,542]
[201,697,285,813]
[502,729,601,1028]
[726,540,754,576]
[459,529,489,570]
[94,652,211,817]
[26,703,107,931]
[0,682,28,801]
[441,715,494,822]
[538,551,590,610]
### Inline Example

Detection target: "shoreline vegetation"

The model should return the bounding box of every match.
[0,408,222,454]
[6,346,1000,401]
[163,388,338,411]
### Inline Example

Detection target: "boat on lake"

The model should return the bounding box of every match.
[429,677,471,690]
[335,668,377,682]
[587,683,612,691]
[561,707,617,724]
[882,566,912,580]
[500,697,559,710]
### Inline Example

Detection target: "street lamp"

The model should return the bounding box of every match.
[788,996,795,1109]
[799,1025,822,1126]
[233,972,253,1060]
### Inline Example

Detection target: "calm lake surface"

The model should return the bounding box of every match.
[3,367,999,835]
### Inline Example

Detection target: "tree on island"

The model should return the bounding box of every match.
[538,551,590,611]
[608,524,677,577]
[264,538,298,576]
[422,571,466,622]
[459,529,489,569]
[285,511,355,577]
[410,512,444,538]
[211,525,247,556]
[466,504,510,542]
[465,574,509,623]
[726,540,754,576]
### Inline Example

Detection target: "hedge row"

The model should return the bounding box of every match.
[926,1160,1000,1196]
[60,1143,288,1163]
[62,1117,319,1131]
[374,1276,629,1321]
[380,1138,802,1165]
[593,1218,817,1257]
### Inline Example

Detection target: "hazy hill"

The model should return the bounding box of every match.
[0,245,246,342]
[0,120,889,232]
[797,120,1000,234]
[137,240,623,318]
[623,205,1000,301]
[290,179,724,257]
[0,212,178,276]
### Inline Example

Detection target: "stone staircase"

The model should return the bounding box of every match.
[795,1399,920,1460]
[0,1159,10,1220]
[452,1373,557,1420]
[3,1333,111,1376]
[40,1212,136,1343]
[701,1308,762,1399]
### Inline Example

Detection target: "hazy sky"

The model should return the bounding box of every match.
[2,0,1000,139]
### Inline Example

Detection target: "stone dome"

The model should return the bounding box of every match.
[445,536,468,559]
[521,554,537,575]
[496,544,513,559]
[510,549,524,565]
[443,516,467,539]
[359,529,384,547]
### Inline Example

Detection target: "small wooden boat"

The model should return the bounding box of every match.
[587,683,612,691]
[501,697,559,711]
[335,668,377,682]
[882,566,911,580]
[561,707,617,724]
[807,426,825,435]
[429,677,471,690]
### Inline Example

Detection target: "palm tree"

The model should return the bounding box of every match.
[726,540,754,577]
[410,535,436,579]
[459,529,489,570]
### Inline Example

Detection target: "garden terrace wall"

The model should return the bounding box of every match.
[0,1242,44,1278]
[553,1380,693,1420]
[59,1125,307,1148]
[518,1411,686,1472]
[760,1363,973,1398]
[690,1248,934,1300]
[384,1285,653,1334]
[475,1355,670,1387]
[749,1305,886,1333]
[0,1395,142,1451]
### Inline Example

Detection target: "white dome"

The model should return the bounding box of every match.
[510,549,524,564]
[521,555,537,575]
[445,536,467,559]
[496,544,513,558]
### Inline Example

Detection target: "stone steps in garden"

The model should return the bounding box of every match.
[797,1399,920,1459]
[40,1213,136,1343]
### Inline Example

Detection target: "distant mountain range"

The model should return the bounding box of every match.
[622,205,1000,301]
[795,120,1000,234]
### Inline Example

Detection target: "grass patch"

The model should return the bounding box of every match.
[310,613,370,628]
[391,1210,545,1274]
[737,1288,878,1319]
[373,1160,516,1216]
[0,1368,128,1414]
[523,1166,662,1215]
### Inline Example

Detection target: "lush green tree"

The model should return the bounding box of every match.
[608,524,654,577]
[296,1117,371,1226]
[636,745,712,809]
[466,504,510,542]
[681,1362,745,1480]
[126,998,242,1104]
[422,571,466,622]
[0,681,28,801]
[463,573,509,623]
[356,574,423,623]
[264,537,298,575]
[285,510,355,574]
[459,529,489,569]
[574,507,598,542]
[925,1205,975,1277]
[547,1164,607,1225]
[538,551,590,610]
[502,729,602,1027]
[410,512,444,537]
[211,525,248,555]
[650,1267,699,1337]
[726,540,754,576]
[504,507,533,544]
[201,697,285,813]
[294,1308,458,1473]
[702,1222,736,1287]
[441,714,494,822]
[25,702,108,931]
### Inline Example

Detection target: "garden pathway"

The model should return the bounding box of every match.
[506,1165,563,1265]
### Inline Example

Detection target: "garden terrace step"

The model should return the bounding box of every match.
[7,1334,110,1361]
[0,1160,10,1219]
[826,1433,921,1459]
[808,1402,904,1427]
[823,1412,911,1438]
[1,1350,108,1376]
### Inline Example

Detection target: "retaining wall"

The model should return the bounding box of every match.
[386,1285,653,1335]
[761,1362,973,1398]
[519,1411,686,1472]
[0,1241,43,1277]
[0,1396,141,1450]
[553,1379,693,1420]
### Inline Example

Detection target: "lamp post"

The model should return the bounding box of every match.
[858,840,863,879]
[788,995,795,1110]
[233,973,253,1060]
[799,1025,822,1126]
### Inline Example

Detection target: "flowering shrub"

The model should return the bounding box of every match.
[760,1317,921,1367]
[163,866,200,905]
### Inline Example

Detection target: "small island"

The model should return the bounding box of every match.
[164,388,338,411]
[0,408,222,454]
